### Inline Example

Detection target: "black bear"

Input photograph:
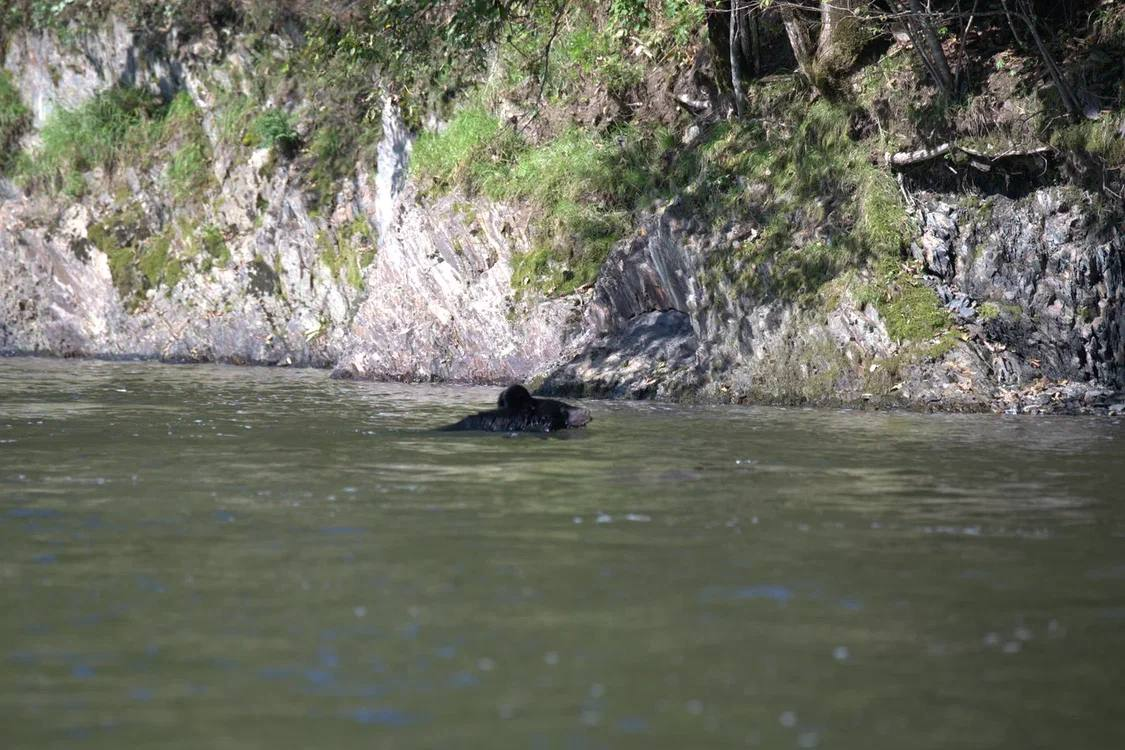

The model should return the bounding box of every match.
[440,385,591,433]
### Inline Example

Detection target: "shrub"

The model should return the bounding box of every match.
[249,108,299,154]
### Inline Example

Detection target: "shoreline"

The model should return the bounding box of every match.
[4,351,1121,417]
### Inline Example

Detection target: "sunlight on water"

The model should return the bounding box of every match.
[1,357,1124,748]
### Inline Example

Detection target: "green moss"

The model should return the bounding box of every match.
[200,225,229,263]
[86,201,197,306]
[318,219,376,290]
[924,331,961,360]
[1051,111,1125,168]
[136,232,184,290]
[870,279,950,343]
[747,334,864,405]
[87,203,148,302]
[855,252,953,347]
[199,224,231,269]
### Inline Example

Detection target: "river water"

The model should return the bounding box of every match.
[1,357,1123,749]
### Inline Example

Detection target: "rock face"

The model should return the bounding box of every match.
[1,22,569,379]
[538,189,1124,413]
[913,192,1124,390]
[4,18,185,132]
[1,20,1122,413]
[331,187,580,382]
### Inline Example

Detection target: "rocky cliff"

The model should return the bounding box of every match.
[1,18,1122,414]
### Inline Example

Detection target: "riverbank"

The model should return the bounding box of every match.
[2,4,1122,414]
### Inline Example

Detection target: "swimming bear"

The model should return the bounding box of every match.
[440,385,591,432]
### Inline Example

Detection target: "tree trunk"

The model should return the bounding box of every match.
[747,10,761,75]
[706,0,734,106]
[730,1,745,116]
[780,6,816,84]
[739,5,758,77]
[1002,0,1082,120]
[891,0,956,97]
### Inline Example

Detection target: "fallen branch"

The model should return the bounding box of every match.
[673,94,711,114]
[885,141,1052,168]
[885,142,953,166]
[959,143,1052,159]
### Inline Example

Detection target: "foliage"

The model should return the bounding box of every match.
[0,71,30,173]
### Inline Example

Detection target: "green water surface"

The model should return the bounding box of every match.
[1,357,1123,749]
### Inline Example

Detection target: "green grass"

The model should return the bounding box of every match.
[411,106,523,194]
[0,70,30,173]
[10,86,214,202]
[411,93,916,301]
[694,98,915,304]
[491,128,639,294]
[14,86,163,195]
[162,92,214,200]
[412,107,681,295]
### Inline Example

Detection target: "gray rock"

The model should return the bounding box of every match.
[539,310,699,399]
